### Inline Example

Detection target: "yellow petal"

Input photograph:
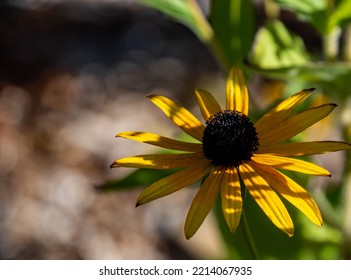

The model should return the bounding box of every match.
[226,66,249,115]
[184,166,224,239]
[117,131,202,152]
[259,103,336,146]
[195,89,222,121]
[257,141,351,156]
[249,161,322,226]
[221,167,242,233]
[239,164,294,236]
[110,152,204,169]
[252,154,330,176]
[255,88,314,135]
[147,95,205,141]
[136,159,212,206]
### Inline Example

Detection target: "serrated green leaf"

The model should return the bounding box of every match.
[139,0,212,42]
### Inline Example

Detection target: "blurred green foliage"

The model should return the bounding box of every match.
[98,169,175,192]
[249,19,310,69]
[139,0,213,42]
[274,0,351,35]
[210,0,255,66]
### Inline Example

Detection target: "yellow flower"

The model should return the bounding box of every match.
[111,67,351,239]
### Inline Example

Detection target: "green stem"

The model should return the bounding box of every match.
[312,186,342,230]
[341,170,351,259]
[323,0,340,61]
[240,210,260,259]
[323,27,341,61]
[340,114,351,259]
[342,25,351,62]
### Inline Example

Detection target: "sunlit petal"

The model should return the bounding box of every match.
[255,88,314,135]
[117,131,202,152]
[249,161,322,226]
[226,66,249,115]
[147,95,205,141]
[221,167,242,233]
[195,89,222,121]
[184,166,224,239]
[257,141,351,156]
[259,103,336,146]
[110,152,205,169]
[239,164,294,236]
[252,154,330,176]
[136,159,212,206]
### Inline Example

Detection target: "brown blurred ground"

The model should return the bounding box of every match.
[0,0,224,259]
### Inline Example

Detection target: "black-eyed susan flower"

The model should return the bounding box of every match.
[111,67,351,239]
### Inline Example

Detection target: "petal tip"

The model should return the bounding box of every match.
[285,228,294,237]
[109,162,119,168]
[229,227,238,234]
[184,225,196,240]
[184,231,193,240]
[304,87,316,92]
[136,196,146,207]
[146,94,156,99]
[145,94,158,99]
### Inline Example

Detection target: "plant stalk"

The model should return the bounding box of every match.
[240,210,260,260]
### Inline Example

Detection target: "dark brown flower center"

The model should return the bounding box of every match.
[202,110,259,167]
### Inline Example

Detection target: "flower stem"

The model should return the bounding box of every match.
[323,27,341,61]
[240,210,260,259]
[340,119,351,258]
[323,0,340,61]
[342,25,351,62]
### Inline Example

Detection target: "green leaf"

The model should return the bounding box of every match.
[97,169,175,192]
[139,0,212,42]
[294,62,351,96]
[210,0,255,67]
[274,0,328,35]
[249,61,351,97]
[249,20,309,69]
[328,0,351,33]
[274,0,326,14]
[275,0,351,35]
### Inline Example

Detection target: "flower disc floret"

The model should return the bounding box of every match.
[202,110,259,167]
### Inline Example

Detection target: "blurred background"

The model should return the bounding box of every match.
[0,0,350,259]
[0,0,223,260]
